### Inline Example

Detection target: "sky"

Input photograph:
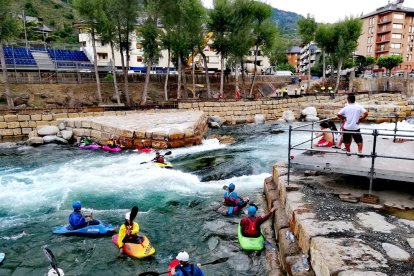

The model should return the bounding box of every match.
[202,0,414,23]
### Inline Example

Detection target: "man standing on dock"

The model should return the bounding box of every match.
[337,94,368,157]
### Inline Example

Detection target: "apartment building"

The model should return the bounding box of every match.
[286,46,302,72]
[356,0,414,72]
[298,42,321,75]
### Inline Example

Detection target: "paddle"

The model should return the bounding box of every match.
[130,206,139,222]
[43,248,61,276]
[140,151,172,164]
[137,257,229,276]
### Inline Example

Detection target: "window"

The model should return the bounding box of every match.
[97,53,108,60]
[137,56,143,62]
[369,17,375,25]
[394,13,404,19]
[408,45,413,51]
[406,54,412,61]
[392,33,402,39]
[393,23,403,29]
[391,43,402,48]
[368,36,372,43]
[367,45,372,53]
[368,27,374,34]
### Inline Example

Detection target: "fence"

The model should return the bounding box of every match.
[287,116,414,195]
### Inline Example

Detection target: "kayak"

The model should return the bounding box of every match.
[0,253,4,264]
[133,148,154,153]
[79,144,101,150]
[154,161,173,169]
[237,224,264,251]
[102,145,122,152]
[217,205,242,216]
[53,222,116,235]
[112,234,156,259]
[168,259,180,276]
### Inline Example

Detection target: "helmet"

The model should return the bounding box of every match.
[228,183,235,190]
[47,268,65,276]
[248,206,257,216]
[176,251,189,262]
[72,201,81,210]
[125,212,131,220]
[156,152,160,155]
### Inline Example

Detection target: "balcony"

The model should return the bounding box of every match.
[376,39,390,44]
[375,47,390,53]
[377,19,392,25]
[377,28,391,34]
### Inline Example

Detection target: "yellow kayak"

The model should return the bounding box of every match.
[112,234,156,259]
[154,162,173,169]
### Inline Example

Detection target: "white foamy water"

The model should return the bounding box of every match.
[0,139,265,217]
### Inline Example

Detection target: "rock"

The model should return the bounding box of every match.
[15,104,27,109]
[37,126,59,136]
[407,238,414,249]
[282,111,295,122]
[356,212,396,233]
[207,237,219,250]
[254,114,265,124]
[338,271,387,276]
[26,137,44,146]
[310,238,388,276]
[43,135,68,144]
[28,130,38,139]
[13,96,28,106]
[60,130,73,141]
[301,107,317,117]
[305,116,320,122]
[207,116,224,126]
[209,122,221,129]
[399,219,414,229]
[381,243,410,261]
[218,135,235,144]
[58,122,66,130]
[276,118,286,123]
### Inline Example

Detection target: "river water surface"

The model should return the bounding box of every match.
[0,122,308,276]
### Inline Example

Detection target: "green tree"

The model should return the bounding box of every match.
[108,0,140,106]
[0,0,17,108]
[140,7,161,105]
[315,23,334,79]
[332,17,362,92]
[297,14,317,90]
[73,0,103,104]
[209,0,235,97]
[377,55,403,75]
[266,36,288,67]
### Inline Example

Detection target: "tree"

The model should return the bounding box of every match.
[377,56,403,75]
[0,0,17,109]
[266,36,288,67]
[209,0,233,97]
[332,17,362,92]
[315,23,335,79]
[99,0,121,104]
[109,0,140,106]
[249,1,277,97]
[297,15,317,91]
[73,0,103,104]
[140,15,161,105]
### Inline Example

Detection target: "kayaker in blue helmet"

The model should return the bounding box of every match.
[171,251,204,276]
[69,201,100,230]
[240,205,277,237]
[224,183,249,208]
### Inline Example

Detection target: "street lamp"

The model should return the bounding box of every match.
[307,43,317,92]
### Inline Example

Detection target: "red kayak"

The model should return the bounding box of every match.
[168,259,180,276]
[133,148,154,153]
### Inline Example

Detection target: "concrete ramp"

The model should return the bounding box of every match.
[58,110,207,149]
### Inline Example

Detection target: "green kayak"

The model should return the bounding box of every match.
[237,224,264,251]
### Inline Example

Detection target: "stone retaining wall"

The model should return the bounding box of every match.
[0,93,411,142]
[178,93,411,125]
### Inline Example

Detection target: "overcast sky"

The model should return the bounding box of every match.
[202,0,414,23]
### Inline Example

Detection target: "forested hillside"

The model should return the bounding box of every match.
[272,8,303,43]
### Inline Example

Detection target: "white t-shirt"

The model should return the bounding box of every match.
[338,103,367,130]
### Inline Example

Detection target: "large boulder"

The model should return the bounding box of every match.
[209,122,221,129]
[60,130,73,140]
[37,126,59,136]
[43,135,68,144]
[305,116,320,122]
[382,243,410,261]
[208,116,224,126]
[58,121,66,131]
[301,106,317,117]
[254,114,265,124]
[26,137,44,146]
[282,111,295,122]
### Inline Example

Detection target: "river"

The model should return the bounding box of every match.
[0,122,308,276]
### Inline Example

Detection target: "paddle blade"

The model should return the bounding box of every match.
[130,206,139,221]
[137,272,160,276]
[206,257,229,265]
[43,248,60,275]
[222,185,229,191]
[164,151,172,155]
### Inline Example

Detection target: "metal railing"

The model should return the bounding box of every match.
[287,115,414,194]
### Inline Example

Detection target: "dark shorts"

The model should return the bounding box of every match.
[343,129,363,144]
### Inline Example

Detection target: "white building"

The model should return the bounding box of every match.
[298,42,321,75]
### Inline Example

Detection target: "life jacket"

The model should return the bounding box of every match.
[69,211,86,229]
[224,191,239,206]
[175,264,194,276]
[244,217,259,236]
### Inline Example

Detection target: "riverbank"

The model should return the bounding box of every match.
[265,162,414,275]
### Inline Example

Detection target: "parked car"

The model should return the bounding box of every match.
[391,71,404,77]
[409,71,414,77]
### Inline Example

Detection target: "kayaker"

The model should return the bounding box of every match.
[240,205,277,238]
[224,183,249,209]
[107,137,119,149]
[69,201,100,230]
[118,212,141,254]
[171,251,204,276]
[80,136,93,145]
[153,152,165,164]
